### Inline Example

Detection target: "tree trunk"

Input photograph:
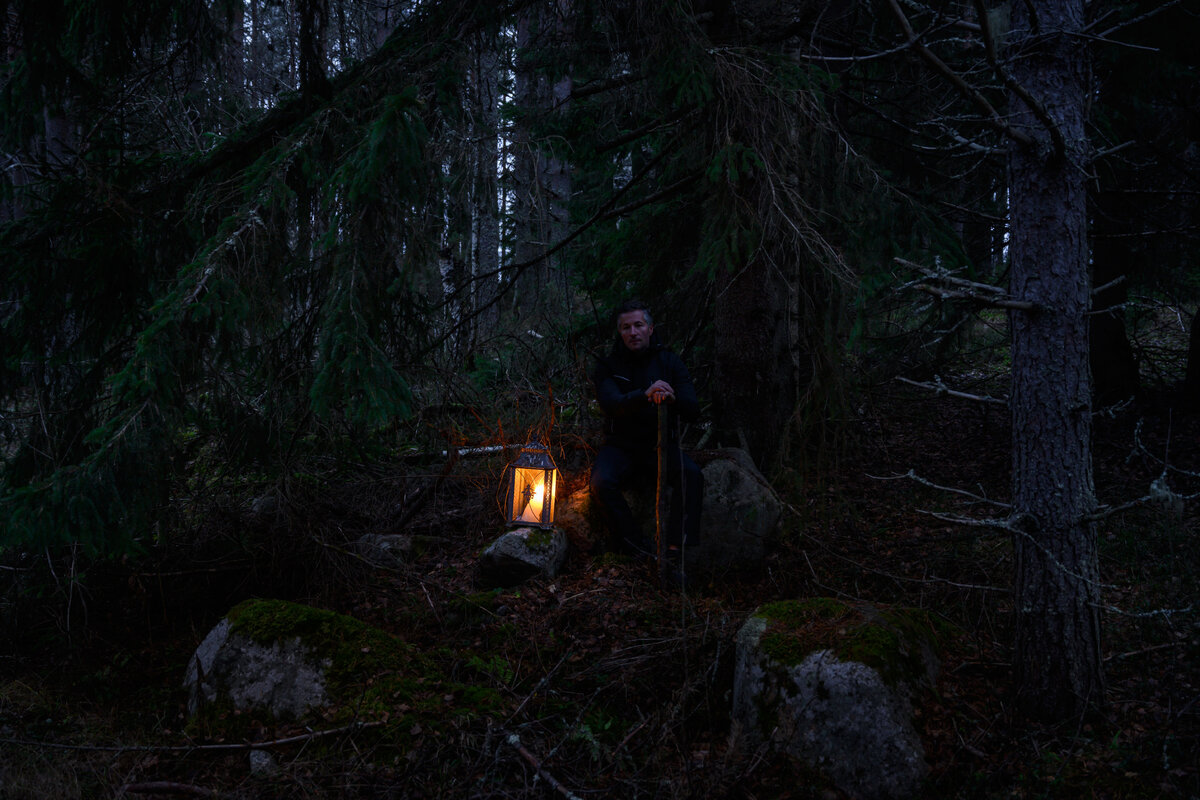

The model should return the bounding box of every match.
[1006,0,1103,720]
[510,1,572,323]
[713,211,798,475]
[471,34,502,340]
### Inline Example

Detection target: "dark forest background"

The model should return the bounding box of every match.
[1,0,1198,797]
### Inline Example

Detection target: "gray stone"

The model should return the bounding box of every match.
[732,602,939,800]
[686,448,782,573]
[249,749,278,776]
[185,617,330,719]
[478,526,569,588]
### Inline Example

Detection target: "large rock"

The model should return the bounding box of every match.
[567,447,782,572]
[477,526,569,588]
[688,448,781,572]
[184,598,409,720]
[553,487,601,553]
[732,598,942,800]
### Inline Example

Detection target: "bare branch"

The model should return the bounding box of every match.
[1091,275,1127,296]
[868,468,1011,509]
[1088,0,1185,40]
[894,256,1042,312]
[972,0,1064,156]
[895,376,1008,406]
[914,283,1039,311]
[918,509,1014,530]
[886,0,1034,147]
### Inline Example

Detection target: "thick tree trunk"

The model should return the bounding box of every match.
[510,1,572,322]
[714,237,797,474]
[1006,0,1104,720]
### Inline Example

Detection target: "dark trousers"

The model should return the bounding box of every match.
[590,444,702,553]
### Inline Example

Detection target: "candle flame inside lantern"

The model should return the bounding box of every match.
[515,468,549,523]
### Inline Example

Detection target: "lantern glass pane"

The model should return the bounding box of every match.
[509,467,550,525]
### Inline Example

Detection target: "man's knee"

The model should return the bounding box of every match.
[590,464,620,498]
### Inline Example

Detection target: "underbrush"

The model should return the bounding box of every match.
[1,395,1197,798]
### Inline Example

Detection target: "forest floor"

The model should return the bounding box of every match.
[1,385,1198,799]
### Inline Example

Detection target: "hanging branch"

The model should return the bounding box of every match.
[895,257,1041,312]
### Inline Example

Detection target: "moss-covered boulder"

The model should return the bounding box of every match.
[477,526,568,588]
[732,598,944,800]
[184,599,497,728]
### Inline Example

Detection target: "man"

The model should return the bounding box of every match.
[590,299,703,559]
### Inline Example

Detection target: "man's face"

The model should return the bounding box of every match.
[617,310,654,352]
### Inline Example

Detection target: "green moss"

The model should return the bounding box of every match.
[757,598,850,627]
[220,598,502,737]
[752,598,945,689]
[227,598,410,690]
[760,629,813,665]
[522,527,556,550]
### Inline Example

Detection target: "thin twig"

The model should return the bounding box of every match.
[119,782,215,797]
[869,468,1011,509]
[1,721,383,754]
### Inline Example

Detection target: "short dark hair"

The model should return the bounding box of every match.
[614,298,653,326]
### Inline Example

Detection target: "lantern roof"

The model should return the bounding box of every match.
[512,438,555,470]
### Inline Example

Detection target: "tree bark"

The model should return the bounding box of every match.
[713,242,797,474]
[471,33,502,340]
[1006,0,1103,720]
[510,1,572,322]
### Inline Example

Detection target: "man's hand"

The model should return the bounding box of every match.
[646,380,675,405]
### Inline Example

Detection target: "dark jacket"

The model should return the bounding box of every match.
[592,333,700,451]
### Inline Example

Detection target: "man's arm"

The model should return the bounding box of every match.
[592,359,646,417]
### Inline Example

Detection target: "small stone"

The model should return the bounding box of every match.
[249,749,277,776]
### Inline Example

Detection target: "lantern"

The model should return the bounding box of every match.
[501,439,558,528]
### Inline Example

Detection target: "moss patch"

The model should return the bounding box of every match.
[219,599,502,738]
[753,598,945,690]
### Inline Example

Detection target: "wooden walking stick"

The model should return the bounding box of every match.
[655,402,668,585]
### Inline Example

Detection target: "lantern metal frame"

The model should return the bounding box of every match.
[499,439,558,529]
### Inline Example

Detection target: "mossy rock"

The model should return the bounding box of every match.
[186,599,502,739]
[733,598,952,800]
[752,597,946,694]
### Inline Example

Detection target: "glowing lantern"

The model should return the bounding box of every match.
[501,439,558,528]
